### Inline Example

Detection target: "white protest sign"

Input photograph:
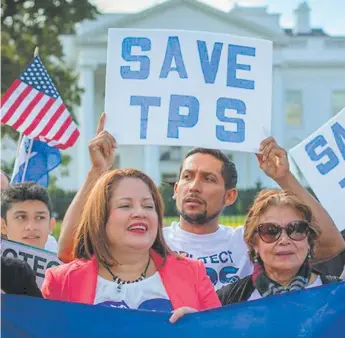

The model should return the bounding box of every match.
[289,108,345,231]
[105,29,272,153]
[1,239,62,287]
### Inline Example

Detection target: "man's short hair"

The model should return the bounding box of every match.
[178,148,238,189]
[1,182,53,220]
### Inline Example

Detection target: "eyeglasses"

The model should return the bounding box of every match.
[257,220,311,243]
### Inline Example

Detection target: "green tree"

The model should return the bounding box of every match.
[1,0,99,141]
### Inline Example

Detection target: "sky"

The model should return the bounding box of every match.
[93,0,345,36]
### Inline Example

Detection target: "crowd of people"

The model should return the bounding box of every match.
[1,113,345,323]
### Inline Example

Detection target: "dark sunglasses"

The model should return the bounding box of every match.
[257,220,310,243]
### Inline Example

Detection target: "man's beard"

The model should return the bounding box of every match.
[177,204,223,225]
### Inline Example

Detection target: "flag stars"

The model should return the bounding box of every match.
[19,58,61,99]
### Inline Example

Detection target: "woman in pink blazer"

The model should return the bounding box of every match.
[42,168,220,322]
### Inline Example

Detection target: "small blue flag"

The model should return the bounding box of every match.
[11,136,62,187]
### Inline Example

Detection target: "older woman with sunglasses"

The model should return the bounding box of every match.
[217,189,341,305]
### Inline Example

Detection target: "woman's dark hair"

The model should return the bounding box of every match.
[73,168,171,267]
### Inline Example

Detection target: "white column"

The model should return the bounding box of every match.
[144,146,161,187]
[78,65,96,185]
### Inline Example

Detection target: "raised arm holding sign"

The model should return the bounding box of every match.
[258,137,345,262]
[289,108,345,232]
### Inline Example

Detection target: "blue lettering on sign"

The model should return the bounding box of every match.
[216,98,246,143]
[339,178,345,188]
[305,135,339,175]
[167,94,199,138]
[331,122,345,160]
[227,44,256,90]
[130,96,161,139]
[160,36,188,79]
[120,37,151,80]
[197,40,223,84]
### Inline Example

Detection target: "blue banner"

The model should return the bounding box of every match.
[2,282,344,338]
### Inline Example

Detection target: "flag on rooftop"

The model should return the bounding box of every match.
[1,56,79,150]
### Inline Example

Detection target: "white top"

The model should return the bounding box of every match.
[247,275,323,301]
[44,234,58,253]
[163,222,253,290]
[94,272,173,312]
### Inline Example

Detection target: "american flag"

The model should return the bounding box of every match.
[1,56,79,150]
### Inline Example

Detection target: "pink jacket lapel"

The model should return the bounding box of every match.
[151,251,197,310]
[68,257,98,305]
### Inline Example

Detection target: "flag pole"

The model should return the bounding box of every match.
[21,138,34,183]
[15,132,23,158]
[19,46,39,183]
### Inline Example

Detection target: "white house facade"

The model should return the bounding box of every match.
[53,0,345,191]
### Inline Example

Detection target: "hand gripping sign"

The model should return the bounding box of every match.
[104,29,272,153]
[290,107,345,231]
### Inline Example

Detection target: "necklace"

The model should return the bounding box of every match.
[105,256,151,293]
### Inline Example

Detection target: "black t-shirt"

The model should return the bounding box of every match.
[1,256,42,297]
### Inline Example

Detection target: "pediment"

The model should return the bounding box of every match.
[77,0,288,45]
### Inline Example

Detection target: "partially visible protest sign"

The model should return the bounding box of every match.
[1,239,61,287]
[290,108,345,231]
[2,282,345,338]
[105,29,272,153]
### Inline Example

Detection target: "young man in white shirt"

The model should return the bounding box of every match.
[57,114,345,289]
